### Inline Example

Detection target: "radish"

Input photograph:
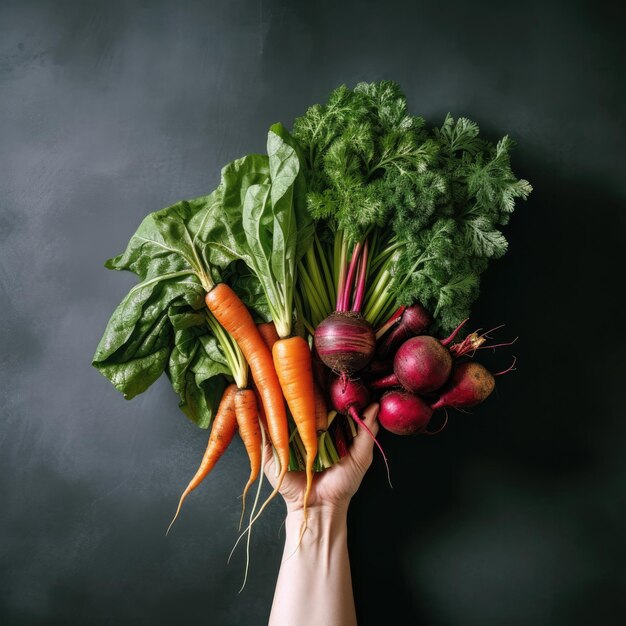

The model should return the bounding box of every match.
[378,390,433,436]
[375,303,433,359]
[371,335,453,394]
[431,361,495,410]
[328,375,391,484]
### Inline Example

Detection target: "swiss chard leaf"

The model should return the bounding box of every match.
[92,277,204,399]
[167,325,232,428]
[105,196,215,283]
[94,191,228,424]
[199,125,312,337]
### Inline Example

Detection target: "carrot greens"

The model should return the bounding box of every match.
[292,81,532,333]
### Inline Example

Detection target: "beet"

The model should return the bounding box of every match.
[376,303,433,359]
[314,312,376,373]
[378,390,433,436]
[328,375,391,485]
[431,361,495,410]
[329,375,370,416]
[372,335,453,394]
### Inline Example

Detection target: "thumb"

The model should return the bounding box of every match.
[349,402,380,470]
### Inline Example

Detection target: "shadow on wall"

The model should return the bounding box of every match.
[348,159,626,626]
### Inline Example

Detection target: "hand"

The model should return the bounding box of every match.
[262,403,380,514]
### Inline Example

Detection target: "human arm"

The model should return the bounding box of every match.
[265,403,380,626]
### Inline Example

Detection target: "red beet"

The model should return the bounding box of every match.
[328,375,391,485]
[329,375,370,416]
[378,390,433,436]
[376,303,433,359]
[431,361,495,410]
[372,335,453,394]
[314,312,376,373]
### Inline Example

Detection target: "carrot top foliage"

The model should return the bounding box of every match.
[292,81,532,333]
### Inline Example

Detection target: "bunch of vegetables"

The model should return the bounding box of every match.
[93,81,531,534]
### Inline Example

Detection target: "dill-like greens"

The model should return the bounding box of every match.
[292,81,532,333]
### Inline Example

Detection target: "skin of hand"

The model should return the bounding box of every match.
[264,403,380,626]
[262,402,381,513]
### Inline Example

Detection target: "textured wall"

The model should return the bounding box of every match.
[1,1,624,624]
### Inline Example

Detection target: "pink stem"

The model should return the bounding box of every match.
[440,318,469,347]
[351,239,370,313]
[494,356,517,376]
[340,242,362,312]
[375,305,406,340]
[336,238,348,312]
[348,406,392,488]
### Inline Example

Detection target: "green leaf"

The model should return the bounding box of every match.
[460,216,509,258]
[93,277,203,399]
[178,375,227,430]
[167,325,232,428]
[198,154,270,271]
[105,196,214,284]
[199,125,310,336]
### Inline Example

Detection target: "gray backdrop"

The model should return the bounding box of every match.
[2,1,625,624]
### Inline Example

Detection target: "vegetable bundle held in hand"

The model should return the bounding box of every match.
[93,79,530,549]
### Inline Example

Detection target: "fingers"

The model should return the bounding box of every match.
[349,402,380,470]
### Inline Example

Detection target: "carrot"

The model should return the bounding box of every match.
[166,383,238,535]
[272,335,317,530]
[205,285,289,472]
[257,321,280,350]
[234,388,262,529]
[253,321,278,441]
[204,283,290,500]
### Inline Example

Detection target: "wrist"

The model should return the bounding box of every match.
[283,504,348,545]
[285,501,348,522]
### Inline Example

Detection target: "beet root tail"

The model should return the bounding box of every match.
[348,406,392,488]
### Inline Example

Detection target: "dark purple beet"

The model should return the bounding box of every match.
[314,312,376,373]
[376,303,432,359]
[379,390,433,436]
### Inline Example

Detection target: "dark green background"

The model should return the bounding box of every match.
[1,1,624,624]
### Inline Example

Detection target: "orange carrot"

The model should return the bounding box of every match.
[254,321,279,445]
[272,336,317,529]
[204,283,290,490]
[234,388,262,528]
[257,321,280,350]
[166,383,238,535]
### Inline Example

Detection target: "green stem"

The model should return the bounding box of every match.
[315,234,336,308]
[303,247,332,316]
[299,267,326,327]
[205,312,248,388]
